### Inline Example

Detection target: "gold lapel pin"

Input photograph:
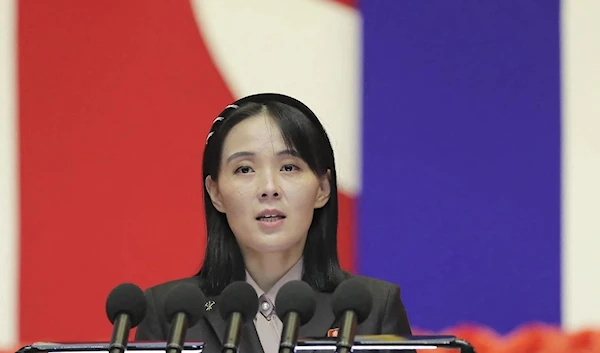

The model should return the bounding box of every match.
[205,300,215,311]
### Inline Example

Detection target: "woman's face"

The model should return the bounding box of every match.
[205,113,331,258]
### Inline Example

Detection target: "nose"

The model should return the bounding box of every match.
[258,171,281,199]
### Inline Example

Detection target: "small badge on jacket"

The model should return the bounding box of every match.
[327,328,339,338]
[205,300,215,311]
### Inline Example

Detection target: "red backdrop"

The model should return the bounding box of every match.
[18,0,356,343]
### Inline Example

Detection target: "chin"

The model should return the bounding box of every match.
[253,242,300,254]
[249,237,306,255]
[235,230,307,256]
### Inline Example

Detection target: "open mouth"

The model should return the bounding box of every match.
[256,215,286,222]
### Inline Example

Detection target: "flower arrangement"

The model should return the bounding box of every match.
[414,323,600,353]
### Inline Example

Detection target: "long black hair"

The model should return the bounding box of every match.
[196,93,346,296]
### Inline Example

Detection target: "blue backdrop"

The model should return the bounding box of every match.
[358,1,562,334]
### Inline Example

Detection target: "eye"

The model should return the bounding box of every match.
[281,164,299,172]
[235,166,254,174]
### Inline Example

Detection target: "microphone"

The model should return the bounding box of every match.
[218,281,259,353]
[275,280,317,353]
[331,278,373,353]
[163,283,206,353]
[105,283,147,353]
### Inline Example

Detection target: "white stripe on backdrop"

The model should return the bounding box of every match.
[0,0,18,349]
[561,0,600,332]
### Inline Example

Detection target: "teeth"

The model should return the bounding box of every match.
[258,215,284,221]
[260,217,279,222]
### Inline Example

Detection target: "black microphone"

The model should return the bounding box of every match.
[275,280,317,353]
[218,281,259,353]
[331,278,373,353]
[105,283,147,353]
[164,283,206,353]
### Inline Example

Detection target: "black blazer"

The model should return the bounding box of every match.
[135,274,412,353]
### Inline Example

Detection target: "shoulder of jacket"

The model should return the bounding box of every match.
[342,272,401,292]
[144,277,203,298]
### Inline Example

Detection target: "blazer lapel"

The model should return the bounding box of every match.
[238,321,265,353]
[200,294,265,353]
[298,291,337,339]
[198,295,226,344]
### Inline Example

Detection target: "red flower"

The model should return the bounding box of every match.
[412,323,600,353]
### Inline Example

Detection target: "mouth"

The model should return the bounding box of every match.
[255,209,286,222]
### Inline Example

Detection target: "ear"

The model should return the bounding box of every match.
[205,175,226,213]
[314,169,332,209]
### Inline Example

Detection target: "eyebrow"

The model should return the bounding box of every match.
[225,149,300,164]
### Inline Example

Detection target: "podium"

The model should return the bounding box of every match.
[15,336,475,353]
[296,335,475,353]
[15,342,204,353]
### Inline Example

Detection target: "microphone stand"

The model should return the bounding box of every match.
[335,311,357,353]
[222,312,244,353]
[109,314,132,353]
[166,312,190,353]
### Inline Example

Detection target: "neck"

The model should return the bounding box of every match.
[243,250,303,293]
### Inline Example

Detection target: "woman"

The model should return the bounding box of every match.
[135,93,412,353]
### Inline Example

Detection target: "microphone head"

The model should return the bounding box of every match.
[331,278,373,324]
[275,280,317,325]
[105,283,147,327]
[218,281,258,323]
[164,283,207,326]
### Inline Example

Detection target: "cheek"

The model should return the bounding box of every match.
[220,183,254,213]
[285,180,320,207]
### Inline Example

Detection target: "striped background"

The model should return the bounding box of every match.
[1,0,599,349]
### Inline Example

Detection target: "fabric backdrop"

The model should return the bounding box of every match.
[0,0,599,349]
